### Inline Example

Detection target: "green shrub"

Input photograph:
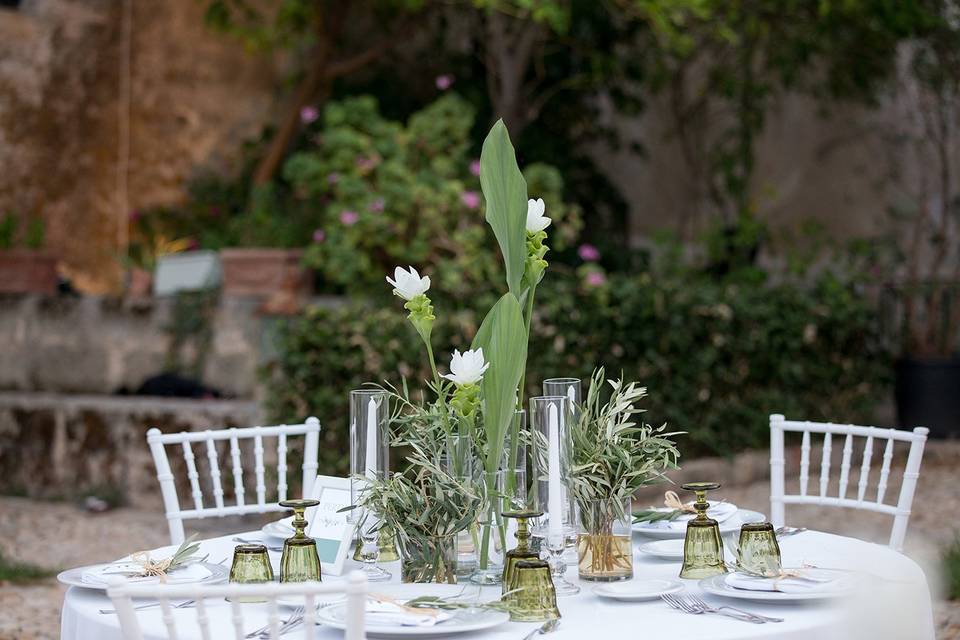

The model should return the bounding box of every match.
[287,94,580,296]
[264,266,890,474]
[0,552,54,583]
[946,535,960,600]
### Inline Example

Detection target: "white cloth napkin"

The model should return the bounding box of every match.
[640,502,739,530]
[725,569,838,594]
[81,562,211,586]
[365,599,455,627]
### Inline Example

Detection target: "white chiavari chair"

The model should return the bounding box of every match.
[147,419,321,544]
[769,414,928,552]
[107,572,367,640]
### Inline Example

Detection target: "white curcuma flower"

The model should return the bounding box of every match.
[526,198,551,233]
[386,266,431,300]
[442,348,490,386]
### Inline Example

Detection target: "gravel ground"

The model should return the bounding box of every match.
[1,442,957,640]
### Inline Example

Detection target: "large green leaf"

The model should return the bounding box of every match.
[472,293,527,473]
[480,119,528,298]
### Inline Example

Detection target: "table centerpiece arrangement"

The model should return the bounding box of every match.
[353,118,680,586]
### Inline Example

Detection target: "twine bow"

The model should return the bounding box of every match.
[663,491,697,513]
[129,551,174,581]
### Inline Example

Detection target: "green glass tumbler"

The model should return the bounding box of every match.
[279,499,322,583]
[229,544,274,603]
[737,522,782,576]
[506,560,561,622]
[679,482,728,579]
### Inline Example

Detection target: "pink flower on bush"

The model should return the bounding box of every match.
[339,210,359,226]
[128,209,142,222]
[469,159,481,177]
[312,229,326,243]
[300,106,319,124]
[369,198,385,213]
[186,237,200,250]
[356,156,378,172]
[435,74,454,90]
[208,205,222,218]
[461,191,480,210]
[327,172,340,185]
[578,243,600,261]
[585,272,606,287]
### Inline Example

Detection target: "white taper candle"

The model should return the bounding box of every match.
[365,398,378,481]
[547,401,562,545]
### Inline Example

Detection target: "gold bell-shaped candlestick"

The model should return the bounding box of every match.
[279,499,322,582]
[678,482,728,579]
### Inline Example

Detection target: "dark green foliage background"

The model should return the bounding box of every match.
[264,267,889,476]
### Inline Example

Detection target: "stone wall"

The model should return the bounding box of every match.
[0,0,281,293]
[0,391,263,505]
[0,293,270,397]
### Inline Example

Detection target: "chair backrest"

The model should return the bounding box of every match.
[107,572,367,640]
[147,419,321,544]
[769,414,928,552]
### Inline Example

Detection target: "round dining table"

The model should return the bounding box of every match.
[61,527,935,640]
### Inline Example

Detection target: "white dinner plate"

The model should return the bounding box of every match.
[315,584,510,637]
[636,539,685,560]
[57,562,228,591]
[632,509,765,538]
[593,578,684,601]
[262,516,296,541]
[699,570,858,602]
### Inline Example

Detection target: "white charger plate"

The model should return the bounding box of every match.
[315,584,510,637]
[632,509,765,538]
[57,562,228,591]
[699,570,858,602]
[593,578,683,601]
[636,538,685,560]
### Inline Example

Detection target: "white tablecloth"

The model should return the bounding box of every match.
[61,529,935,640]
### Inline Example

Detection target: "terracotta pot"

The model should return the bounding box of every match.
[126,267,153,298]
[0,250,58,294]
[219,248,311,298]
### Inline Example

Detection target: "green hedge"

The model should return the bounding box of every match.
[263,269,891,475]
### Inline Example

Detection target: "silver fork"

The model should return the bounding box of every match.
[246,606,304,639]
[99,599,196,615]
[687,594,783,623]
[661,593,764,624]
[775,526,807,538]
[522,619,560,640]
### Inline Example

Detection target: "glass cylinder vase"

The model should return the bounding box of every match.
[399,534,458,584]
[576,497,634,581]
[471,470,507,585]
[529,396,577,545]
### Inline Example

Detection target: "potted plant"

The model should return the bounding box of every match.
[878,37,960,437]
[0,212,57,295]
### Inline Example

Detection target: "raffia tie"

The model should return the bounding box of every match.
[129,551,173,582]
[663,491,697,513]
